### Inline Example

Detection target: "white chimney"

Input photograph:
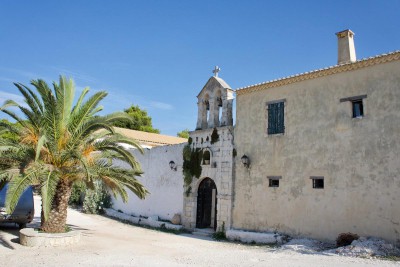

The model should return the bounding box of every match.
[336,29,356,65]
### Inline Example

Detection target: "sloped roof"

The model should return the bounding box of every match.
[197,76,233,97]
[236,50,400,96]
[214,77,232,89]
[114,127,187,147]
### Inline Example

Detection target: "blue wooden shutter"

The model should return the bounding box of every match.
[276,102,284,134]
[268,102,284,135]
[268,103,276,134]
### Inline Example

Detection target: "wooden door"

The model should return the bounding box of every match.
[196,178,217,229]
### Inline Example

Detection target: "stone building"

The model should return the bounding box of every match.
[112,29,400,243]
[232,30,400,242]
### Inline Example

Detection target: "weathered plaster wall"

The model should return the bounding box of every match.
[112,143,185,221]
[233,60,400,242]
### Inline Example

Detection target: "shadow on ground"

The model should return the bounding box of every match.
[0,223,19,249]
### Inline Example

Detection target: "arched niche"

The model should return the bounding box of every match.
[202,148,212,165]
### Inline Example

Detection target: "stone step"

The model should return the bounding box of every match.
[192,228,214,237]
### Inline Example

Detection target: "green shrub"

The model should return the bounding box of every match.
[182,145,203,187]
[210,128,219,144]
[69,181,86,205]
[213,221,227,240]
[212,231,227,241]
[83,181,112,214]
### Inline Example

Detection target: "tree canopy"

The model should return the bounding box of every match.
[112,105,160,133]
[0,76,148,233]
[0,119,20,142]
[177,129,190,139]
[0,119,20,170]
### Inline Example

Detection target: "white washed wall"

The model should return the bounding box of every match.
[112,143,185,221]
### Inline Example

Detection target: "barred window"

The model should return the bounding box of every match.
[267,101,285,135]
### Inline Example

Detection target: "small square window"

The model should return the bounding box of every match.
[269,179,279,187]
[340,95,366,118]
[268,176,281,188]
[311,176,324,189]
[352,100,364,118]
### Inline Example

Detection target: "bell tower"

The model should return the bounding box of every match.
[182,67,235,232]
[196,66,234,130]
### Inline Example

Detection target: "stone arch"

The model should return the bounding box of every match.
[202,147,212,165]
[196,177,217,229]
[215,90,223,127]
[200,94,210,129]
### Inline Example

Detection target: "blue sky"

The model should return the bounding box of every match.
[1,1,399,136]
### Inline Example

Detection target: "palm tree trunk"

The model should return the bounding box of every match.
[40,179,72,233]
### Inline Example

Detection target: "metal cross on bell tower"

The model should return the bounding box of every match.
[212,66,220,77]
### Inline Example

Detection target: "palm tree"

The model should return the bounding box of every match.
[0,76,148,233]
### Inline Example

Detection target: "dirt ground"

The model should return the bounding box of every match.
[0,197,399,267]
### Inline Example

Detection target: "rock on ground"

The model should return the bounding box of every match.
[326,237,400,258]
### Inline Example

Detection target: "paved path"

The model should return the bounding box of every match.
[0,197,399,267]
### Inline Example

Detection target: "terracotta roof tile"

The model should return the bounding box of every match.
[114,127,187,147]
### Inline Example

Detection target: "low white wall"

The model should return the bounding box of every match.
[112,143,185,221]
[104,208,183,231]
[226,229,285,244]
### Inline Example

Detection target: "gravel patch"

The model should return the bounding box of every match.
[1,197,399,266]
[278,238,335,254]
[276,237,400,259]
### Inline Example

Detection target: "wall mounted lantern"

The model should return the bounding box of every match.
[169,160,177,171]
[241,154,250,168]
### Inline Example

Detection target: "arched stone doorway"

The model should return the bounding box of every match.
[196,178,217,229]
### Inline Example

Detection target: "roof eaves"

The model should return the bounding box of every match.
[236,50,400,96]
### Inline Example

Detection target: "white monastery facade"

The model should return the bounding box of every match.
[111,30,400,243]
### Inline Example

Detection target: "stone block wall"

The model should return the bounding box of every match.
[182,126,235,231]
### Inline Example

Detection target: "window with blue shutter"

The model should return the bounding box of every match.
[267,101,285,135]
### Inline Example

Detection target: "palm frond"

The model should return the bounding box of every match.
[102,112,133,124]
[0,99,19,110]
[69,91,107,130]
[14,83,43,117]
[35,135,47,162]
[40,171,60,220]
[5,170,39,213]
[71,87,89,115]
[0,168,15,182]
[0,121,20,135]
[91,162,147,200]
[23,83,44,113]
[56,76,75,130]
[0,109,28,127]
[96,144,141,171]
[18,106,40,129]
